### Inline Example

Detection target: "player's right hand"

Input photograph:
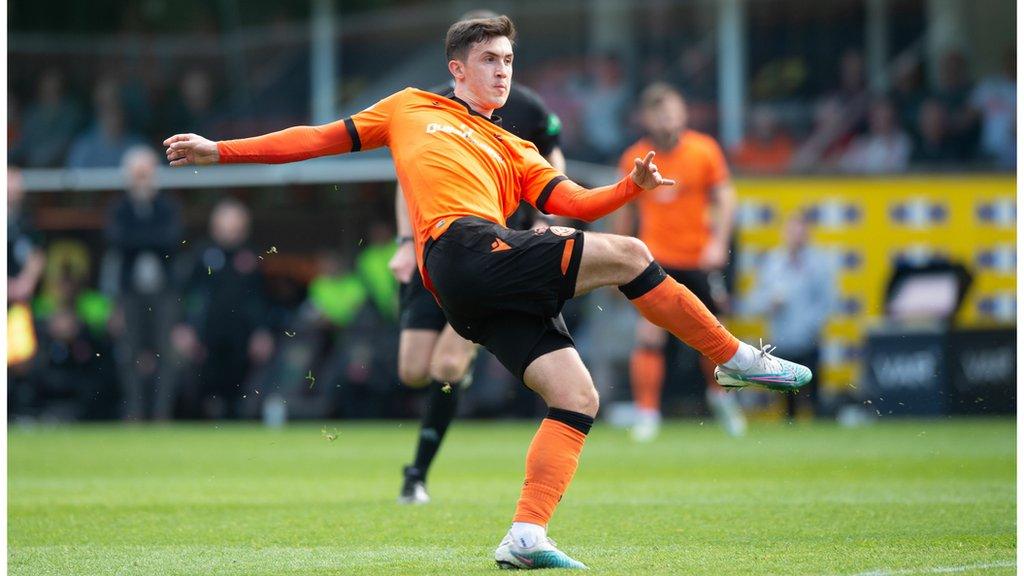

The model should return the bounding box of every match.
[630,151,676,191]
[163,133,220,167]
[388,240,417,284]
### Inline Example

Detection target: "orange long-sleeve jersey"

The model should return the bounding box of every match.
[218,87,641,285]
[618,130,730,269]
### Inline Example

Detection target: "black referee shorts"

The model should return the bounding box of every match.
[399,268,449,332]
[663,267,719,315]
[424,216,584,380]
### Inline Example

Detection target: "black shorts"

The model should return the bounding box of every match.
[399,268,449,332]
[424,216,584,380]
[664,267,719,315]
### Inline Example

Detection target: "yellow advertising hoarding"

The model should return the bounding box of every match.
[732,175,1016,392]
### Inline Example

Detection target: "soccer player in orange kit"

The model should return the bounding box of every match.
[615,83,747,441]
[164,15,810,570]
[389,9,568,506]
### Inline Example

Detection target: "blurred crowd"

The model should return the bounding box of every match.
[522,47,1015,172]
[9,67,260,169]
[8,153,407,422]
[8,45,1016,173]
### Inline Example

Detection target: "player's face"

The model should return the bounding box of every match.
[453,35,513,110]
[643,96,688,148]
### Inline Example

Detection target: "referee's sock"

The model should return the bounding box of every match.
[409,378,462,481]
[619,261,740,365]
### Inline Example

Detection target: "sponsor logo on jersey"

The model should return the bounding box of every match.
[425,122,505,164]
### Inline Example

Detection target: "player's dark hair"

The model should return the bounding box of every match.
[639,82,685,110]
[458,9,499,21]
[445,15,516,62]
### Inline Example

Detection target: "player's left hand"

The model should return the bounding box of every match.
[387,240,417,284]
[700,240,729,270]
[630,151,676,191]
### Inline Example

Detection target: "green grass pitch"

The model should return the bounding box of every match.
[8,419,1015,575]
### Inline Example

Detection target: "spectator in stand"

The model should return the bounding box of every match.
[838,50,866,92]
[355,221,398,323]
[791,97,854,171]
[35,264,118,421]
[165,69,219,139]
[911,99,960,167]
[730,105,794,174]
[8,167,46,308]
[935,50,978,158]
[890,56,927,131]
[839,98,911,173]
[173,199,274,419]
[746,210,836,419]
[8,167,46,415]
[833,49,871,123]
[254,250,368,420]
[11,69,82,167]
[67,76,146,168]
[105,146,183,421]
[668,47,718,134]
[791,50,869,172]
[578,53,629,162]
[969,48,1016,169]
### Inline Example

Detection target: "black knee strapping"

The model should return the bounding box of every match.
[617,261,667,300]
[546,407,594,435]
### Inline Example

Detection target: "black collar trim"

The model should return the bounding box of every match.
[448,93,502,126]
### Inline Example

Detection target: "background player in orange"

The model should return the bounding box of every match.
[614,83,746,440]
[163,15,810,569]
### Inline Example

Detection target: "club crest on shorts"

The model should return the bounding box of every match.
[548,226,576,237]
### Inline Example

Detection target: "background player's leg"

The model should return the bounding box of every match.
[397,328,440,503]
[429,324,478,386]
[574,232,741,364]
[630,318,667,442]
[702,356,747,437]
[404,325,478,496]
[397,329,440,388]
[574,232,810,390]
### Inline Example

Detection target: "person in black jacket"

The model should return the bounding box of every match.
[105,146,182,420]
[172,198,274,419]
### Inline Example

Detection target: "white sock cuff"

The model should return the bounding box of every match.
[721,342,757,371]
[510,522,547,548]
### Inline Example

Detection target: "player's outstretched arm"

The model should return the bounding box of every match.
[533,151,675,222]
[162,90,407,166]
[163,118,365,166]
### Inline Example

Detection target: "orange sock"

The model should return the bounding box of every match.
[620,263,740,365]
[513,411,592,526]
[630,348,665,412]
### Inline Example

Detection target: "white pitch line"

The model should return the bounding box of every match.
[848,560,1016,576]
